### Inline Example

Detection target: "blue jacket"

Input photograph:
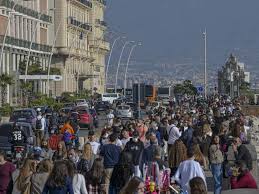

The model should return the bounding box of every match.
[100,143,121,168]
[42,177,74,194]
[181,127,194,149]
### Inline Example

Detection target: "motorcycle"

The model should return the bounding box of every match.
[13,145,26,161]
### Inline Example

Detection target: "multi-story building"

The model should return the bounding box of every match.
[218,54,250,98]
[0,0,52,105]
[51,0,109,96]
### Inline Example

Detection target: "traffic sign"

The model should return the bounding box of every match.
[196,86,203,93]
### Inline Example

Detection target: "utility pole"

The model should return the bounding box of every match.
[203,29,207,98]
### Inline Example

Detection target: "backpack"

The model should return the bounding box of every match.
[36,118,42,129]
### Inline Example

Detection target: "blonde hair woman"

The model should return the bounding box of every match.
[31,159,53,194]
[12,159,37,194]
[193,144,207,169]
[77,143,96,175]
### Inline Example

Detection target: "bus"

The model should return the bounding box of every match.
[101,93,120,104]
[145,85,157,103]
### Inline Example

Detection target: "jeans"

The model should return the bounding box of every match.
[211,163,223,194]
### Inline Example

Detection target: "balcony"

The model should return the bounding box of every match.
[0,35,52,52]
[96,19,107,28]
[89,40,110,52]
[0,0,52,23]
[69,17,92,31]
[96,0,106,6]
[75,0,92,8]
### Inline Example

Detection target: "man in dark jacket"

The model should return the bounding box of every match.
[233,137,253,170]
[124,131,144,177]
[100,133,121,193]
[180,121,194,149]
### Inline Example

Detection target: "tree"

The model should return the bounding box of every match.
[0,73,13,105]
[173,80,197,96]
[20,81,33,106]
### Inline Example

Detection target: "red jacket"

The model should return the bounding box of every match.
[231,171,258,189]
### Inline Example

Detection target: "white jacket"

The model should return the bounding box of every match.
[73,173,88,194]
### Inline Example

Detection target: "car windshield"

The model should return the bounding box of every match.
[118,106,130,110]
[12,110,32,118]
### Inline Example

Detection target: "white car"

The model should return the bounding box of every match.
[75,99,89,107]
[116,105,133,118]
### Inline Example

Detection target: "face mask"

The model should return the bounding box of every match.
[133,137,138,142]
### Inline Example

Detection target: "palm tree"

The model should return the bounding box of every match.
[0,73,13,105]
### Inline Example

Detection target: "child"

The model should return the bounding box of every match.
[63,128,73,149]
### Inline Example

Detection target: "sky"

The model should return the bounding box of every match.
[105,0,259,71]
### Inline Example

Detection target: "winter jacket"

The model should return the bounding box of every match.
[231,171,258,189]
[124,139,144,166]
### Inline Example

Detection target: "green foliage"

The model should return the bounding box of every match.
[0,103,13,117]
[61,92,77,103]
[0,73,14,105]
[19,59,61,75]
[174,80,197,96]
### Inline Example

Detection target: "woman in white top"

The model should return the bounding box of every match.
[66,160,88,194]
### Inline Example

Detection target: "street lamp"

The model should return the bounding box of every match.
[114,40,134,91]
[124,42,142,95]
[24,8,55,82]
[0,0,33,73]
[105,36,125,91]
[203,29,207,98]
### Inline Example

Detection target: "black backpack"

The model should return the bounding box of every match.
[36,118,42,129]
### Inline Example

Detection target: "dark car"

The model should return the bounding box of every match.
[60,107,73,114]
[9,108,37,128]
[89,108,98,128]
[64,102,76,108]
[0,122,35,153]
[95,101,110,113]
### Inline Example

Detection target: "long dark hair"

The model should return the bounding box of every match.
[119,176,144,194]
[88,158,104,186]
[110,151,134,188]
[189,177,207,194]
[47,161,69,187]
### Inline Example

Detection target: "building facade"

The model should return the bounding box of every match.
[218,54,250,98]
[50,0,109,96]
[0,0,52,105]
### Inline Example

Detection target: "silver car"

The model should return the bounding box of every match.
[116,105,133,118]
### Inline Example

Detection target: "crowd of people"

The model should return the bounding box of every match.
[0,95,258,194]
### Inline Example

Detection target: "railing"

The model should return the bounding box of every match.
[0,35,52,52]
[69,17,92,31]
[96,0,106,6]
[0,0,52,23]
[96,19,107,27]
[76,0,92,8]
[89,39,110,51]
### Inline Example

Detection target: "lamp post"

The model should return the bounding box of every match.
[203,29,207,98]
[114,40,134,91]
[24,8,54,82]
[0,0,33,73]
[124,42,141,95]
[105,36,125,91]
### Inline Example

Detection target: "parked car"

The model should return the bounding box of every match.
[60,107,73,114]
[75,99,89,107]
[89,108,98,128]
[95,101,110,113]
[9,108,37,128]
[0,122,35,153]
[115,105,133,118]
[73,106,93,129]
[64,102,76,108]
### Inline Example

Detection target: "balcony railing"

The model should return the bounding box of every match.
[0,35,52,52]
[0,0,52,23]
[69,17,92,31]
[76,0,92,8]
[96,0,106,6]
[96,19,107,27]
[90,39,110,51]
